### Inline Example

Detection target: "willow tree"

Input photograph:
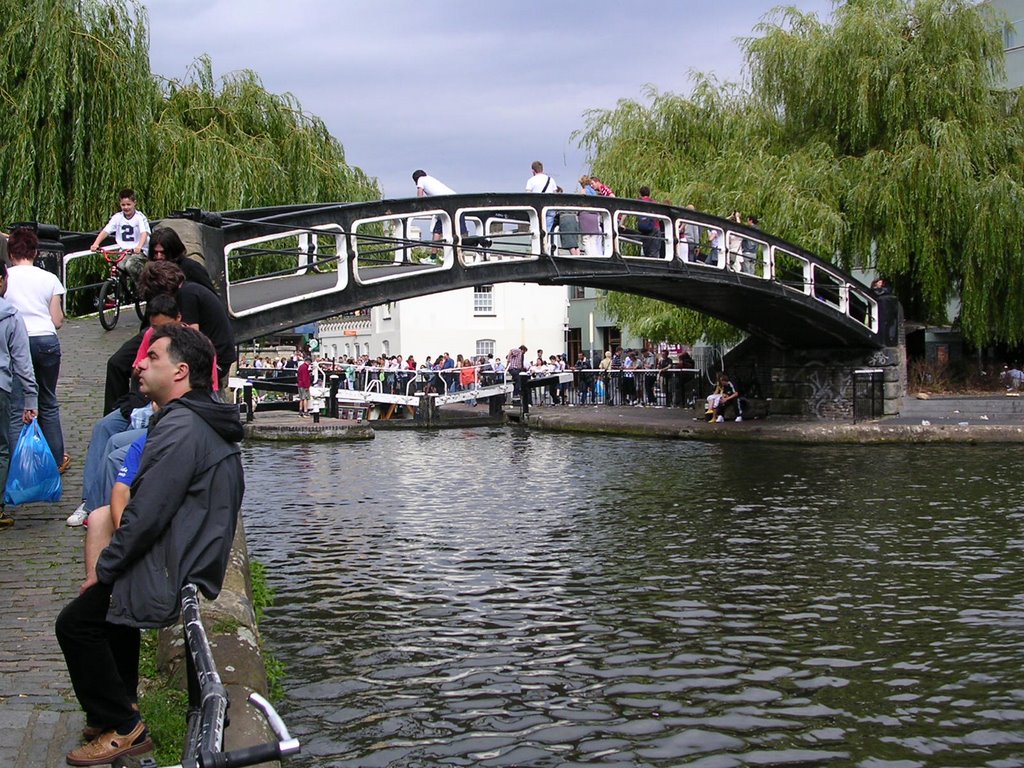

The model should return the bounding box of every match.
[0,0,379,233]
[148,56,378,215]
[0,0,155,230]
[578,0,1024,348]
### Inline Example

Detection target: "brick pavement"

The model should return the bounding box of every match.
[0,318,135,767]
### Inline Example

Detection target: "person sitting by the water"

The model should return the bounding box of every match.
[706,371,742,423]
[1001,365,1024,391]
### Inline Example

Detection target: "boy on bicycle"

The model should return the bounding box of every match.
[89,188,151,283]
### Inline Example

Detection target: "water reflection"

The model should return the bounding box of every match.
[242,430,1024,767]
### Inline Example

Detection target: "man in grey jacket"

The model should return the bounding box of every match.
[0,260,38,528]
[55,324,244,766]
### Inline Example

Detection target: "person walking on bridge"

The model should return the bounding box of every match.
[525,160,558,233]
[412,170,468,250]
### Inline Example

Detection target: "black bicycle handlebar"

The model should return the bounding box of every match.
[168,693,300,768]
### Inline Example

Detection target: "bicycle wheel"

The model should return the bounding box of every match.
[131,282,145,322]
[98,278,121,330]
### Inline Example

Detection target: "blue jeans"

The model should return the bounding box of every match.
[89,428,145,511]
[9,334,64,464]
[81,409,129,508]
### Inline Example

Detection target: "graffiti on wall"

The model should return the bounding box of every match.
[802,362,853,418]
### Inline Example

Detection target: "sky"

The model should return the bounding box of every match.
[144,0,836,201]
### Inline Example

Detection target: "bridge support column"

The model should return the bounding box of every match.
[415,394,437,425]
[489,393,504,418]
[725,331,906,420]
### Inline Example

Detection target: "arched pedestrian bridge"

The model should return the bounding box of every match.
[136,194,894,349]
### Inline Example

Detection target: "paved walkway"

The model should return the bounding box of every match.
[0,319,135,767]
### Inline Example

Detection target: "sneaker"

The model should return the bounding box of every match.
[0,513,13,528]
[716,416,724,423]
[66,720,152,766]
[66,504,89,527]
[735,416,743,422]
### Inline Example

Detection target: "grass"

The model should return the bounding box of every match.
[249,559,286,701]
[138,630,188,765]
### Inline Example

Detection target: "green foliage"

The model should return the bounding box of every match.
[0,0,379,234]
[249,559,286,701]
[249,558,274,624]
[601,292,742,346]
[140,684,188,765]
[577,0,1024,347]
[138,630,187,765]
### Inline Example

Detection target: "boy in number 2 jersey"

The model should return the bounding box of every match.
[89,188,151,282]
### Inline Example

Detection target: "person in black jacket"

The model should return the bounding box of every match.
[102,228,220,414]
[138,260,236,384]
[56,324,244,767]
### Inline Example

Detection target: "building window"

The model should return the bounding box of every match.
[473,285,494,314]
[570,285,586,300]
[476,339,495,358]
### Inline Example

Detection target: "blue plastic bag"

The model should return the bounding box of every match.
[4,419,62,505]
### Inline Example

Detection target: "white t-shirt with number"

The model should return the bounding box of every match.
[103,211,151,253]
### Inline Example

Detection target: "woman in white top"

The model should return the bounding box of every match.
[6,228,67,470]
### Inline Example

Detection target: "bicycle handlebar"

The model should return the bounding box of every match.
[97,246,133,265]
[170,692,301,768]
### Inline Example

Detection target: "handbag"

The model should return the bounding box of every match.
[4,419,62,505]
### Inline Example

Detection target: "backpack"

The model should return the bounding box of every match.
[637,215,656,234]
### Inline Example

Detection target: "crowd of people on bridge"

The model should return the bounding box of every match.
[411,160,770,269]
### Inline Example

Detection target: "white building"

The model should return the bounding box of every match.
[990,0,1024,87]
[318,282,568,362]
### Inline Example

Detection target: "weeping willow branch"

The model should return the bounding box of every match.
[0,0,379,234]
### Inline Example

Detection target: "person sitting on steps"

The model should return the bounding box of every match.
[706,371,743,423]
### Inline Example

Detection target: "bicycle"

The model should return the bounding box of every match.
[96,246,146,330]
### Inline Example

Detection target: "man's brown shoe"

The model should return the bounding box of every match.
[82,704,138,741]
[66,720,152,766]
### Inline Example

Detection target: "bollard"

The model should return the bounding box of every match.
[328,375,340,418]
[244,383,254,422]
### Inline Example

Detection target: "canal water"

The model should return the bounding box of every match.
[242,428,1024,767]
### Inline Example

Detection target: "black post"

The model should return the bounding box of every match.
[520,372,532,416]
[489,392,504,417]
[328,375,339,418]
[244,383,254,422]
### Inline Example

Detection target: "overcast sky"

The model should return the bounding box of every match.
[145,1,835,201]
